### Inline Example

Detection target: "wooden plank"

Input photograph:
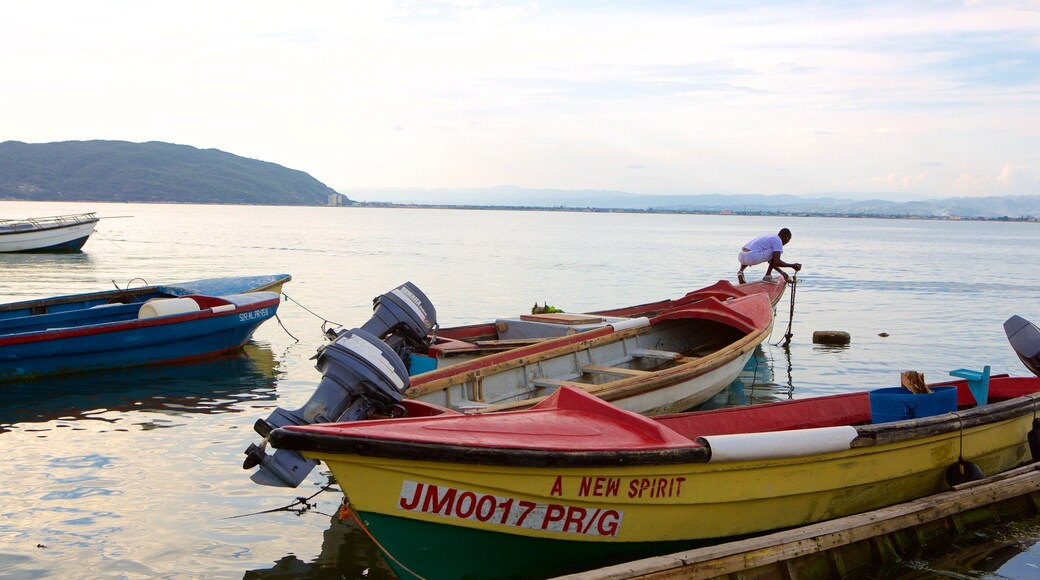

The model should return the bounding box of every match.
[581,365,650,376]
[473,338,549,347]
[530,378,587,389]
[630,348,683,361]
[520,313,605,325]
[556,465,1040,580]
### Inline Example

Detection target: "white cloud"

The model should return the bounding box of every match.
[993,162,1040,193]
[2,1,1040,200]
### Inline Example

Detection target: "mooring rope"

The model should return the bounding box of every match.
[92,227,124,249]
[772,276,797,347]
[108,278,149,303]
[223,483,335,520]
[340,500,428,580]
[281,292,342,328]
[274,311,300,343]
[1031,397,1040,463]
[957,413,965,460]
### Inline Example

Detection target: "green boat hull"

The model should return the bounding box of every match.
[357,510,699,579]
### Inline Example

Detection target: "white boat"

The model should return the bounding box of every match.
[0,212,100,252]
[403,290,778,415]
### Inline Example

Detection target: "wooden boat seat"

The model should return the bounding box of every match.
[689,339,732,357]
[519,313,604,325]
[473,337,549,348]
[533,364,654,390]
[530,377,588,389]
[580,364,650,377]
[630,348,684,361]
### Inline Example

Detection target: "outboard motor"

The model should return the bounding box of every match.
[326,281,438,370]
[243,282,437,488]
[244,327,410,487]
[362,281,437,342]
[1005,315,1040,377]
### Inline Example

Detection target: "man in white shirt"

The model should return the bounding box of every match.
[737,228,801,284]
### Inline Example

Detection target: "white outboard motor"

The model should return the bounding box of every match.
[243,282,437,488]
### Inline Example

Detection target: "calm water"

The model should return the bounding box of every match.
[1,200,1039,579]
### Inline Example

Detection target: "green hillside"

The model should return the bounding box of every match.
[0,140,349,206]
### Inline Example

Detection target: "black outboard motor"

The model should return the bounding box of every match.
[326,281,437,370]
[1006,315,1040,377]
[244,328,410,487]
[243,282,438,488]
[361,281,437,343]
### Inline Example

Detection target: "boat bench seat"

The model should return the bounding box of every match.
[530,378,588,390]
[0,303,141,335]
[473,338,549,349]
[630,348,684,361]
[580,364,650,377]
[532,366,650,389]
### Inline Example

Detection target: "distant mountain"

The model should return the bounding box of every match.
[0,140,349,206]
[345,186,1040,219]
[2,142,1033,217]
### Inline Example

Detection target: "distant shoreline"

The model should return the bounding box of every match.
[352,201,1039,222]
[4,198,1036,222]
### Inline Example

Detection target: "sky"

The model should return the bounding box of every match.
[4,1,1040,201]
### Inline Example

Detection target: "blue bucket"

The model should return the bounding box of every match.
[869,386,958,424]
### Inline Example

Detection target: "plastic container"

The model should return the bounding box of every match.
[408,353,438,375]
[869,385,958,424]
[138,297,200,319]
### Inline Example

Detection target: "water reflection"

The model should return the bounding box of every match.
[0,343,280,432]
[243,513,396,580]
[0,252,95,268]
[0,252,98,299]
[879,514,1040,578]
[696,346,794,411]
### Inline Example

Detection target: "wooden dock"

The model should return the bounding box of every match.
[557,463,1040,579]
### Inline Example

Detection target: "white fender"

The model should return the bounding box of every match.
[609,317,650,332]
[696,426,859,462]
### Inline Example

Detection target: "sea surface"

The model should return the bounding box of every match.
[1,200,1039,579]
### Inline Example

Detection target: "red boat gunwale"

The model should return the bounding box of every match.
[270,376,1040,469]
[426,279,786,358]
[0,294,280,347]
[414,291,775,398]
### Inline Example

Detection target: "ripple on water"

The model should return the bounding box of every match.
[2,206,1039,579]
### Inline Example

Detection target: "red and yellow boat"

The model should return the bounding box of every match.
[269,374,1040,579]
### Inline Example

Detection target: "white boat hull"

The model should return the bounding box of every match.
[408,306,773,415]
[0,219,98,252]
[610,348,756,414]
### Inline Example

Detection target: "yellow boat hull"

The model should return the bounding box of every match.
[311,413,1033,544]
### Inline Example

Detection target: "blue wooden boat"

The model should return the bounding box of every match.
[0,274,290,320]
[0,212,100,252]
[0,274,290,381]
